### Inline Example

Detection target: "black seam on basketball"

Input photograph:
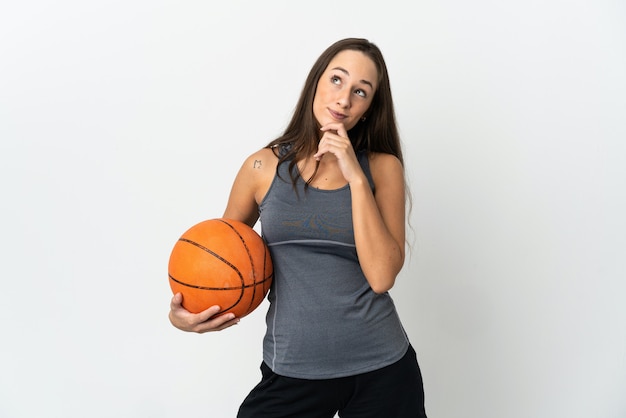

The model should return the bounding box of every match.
[173,220,272,316]
[178,237,242,274]
[169,274,272,290]
[218,219,258,314]
[177,236,245,312]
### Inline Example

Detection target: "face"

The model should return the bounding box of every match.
[312,49,378,131]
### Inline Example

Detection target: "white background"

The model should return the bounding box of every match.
[1,1,625,417]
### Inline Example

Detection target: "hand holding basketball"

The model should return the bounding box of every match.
[169,292,239,333]
[168,218,273,324]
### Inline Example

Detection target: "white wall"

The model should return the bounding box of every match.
[1,1,624,417]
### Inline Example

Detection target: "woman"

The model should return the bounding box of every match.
[169,37,427,418]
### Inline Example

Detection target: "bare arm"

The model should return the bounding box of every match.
[350,153,406,293]
[316,123,406,293]
[169,148,277,332]
[222,148,277,226]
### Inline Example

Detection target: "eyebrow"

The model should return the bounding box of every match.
[331,66,374,89]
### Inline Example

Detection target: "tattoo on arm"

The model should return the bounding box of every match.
[253,160,262,169]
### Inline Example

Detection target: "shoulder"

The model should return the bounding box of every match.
[237,147,279,193]
[247,148,278,162]
[367,152,405,193]
[242,147,279,170]
[368,152,404,176]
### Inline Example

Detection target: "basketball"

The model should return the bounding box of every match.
[168,218,273,318]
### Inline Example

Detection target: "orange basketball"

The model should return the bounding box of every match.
[168,218,273,318]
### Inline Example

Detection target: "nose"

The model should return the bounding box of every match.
[336,88,351,108]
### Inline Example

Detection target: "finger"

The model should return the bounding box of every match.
[314,135,331,160]
[314,145,327,160]
[320,122,348,138]
[211,313,240,329]
[195,305,226,322]
[315,132,351,159]
[196,313,240,333]
[170,292,183,309]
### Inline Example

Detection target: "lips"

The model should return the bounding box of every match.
[328,108,347,120]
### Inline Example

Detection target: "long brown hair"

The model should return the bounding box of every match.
[267,38,403,186]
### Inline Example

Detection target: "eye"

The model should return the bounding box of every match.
[355,88,367,98]
[331,75,341,85]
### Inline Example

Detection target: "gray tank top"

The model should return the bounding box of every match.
[258,147,409,379]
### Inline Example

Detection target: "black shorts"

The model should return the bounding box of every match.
[237,344,427,418]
